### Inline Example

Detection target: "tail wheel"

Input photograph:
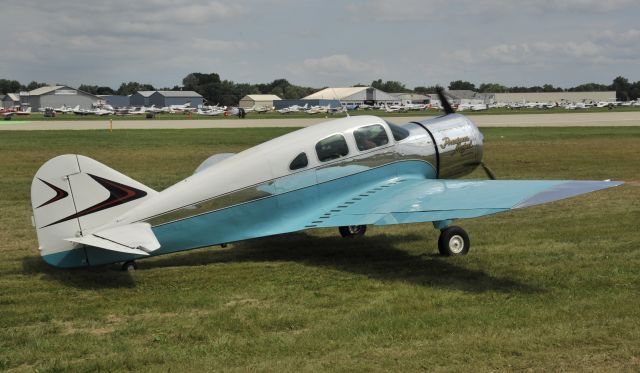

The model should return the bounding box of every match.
[438,226,470,256]
[122,261,138,271]
[339,225,367,238]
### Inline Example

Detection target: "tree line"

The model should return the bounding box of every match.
[1,75,638,104]
[411,76,639,101]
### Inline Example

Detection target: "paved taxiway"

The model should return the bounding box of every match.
[1,112,639,130]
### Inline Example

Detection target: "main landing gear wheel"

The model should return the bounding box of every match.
[122,260,138,271]
[339,225,367,238]
[438,226,470,256]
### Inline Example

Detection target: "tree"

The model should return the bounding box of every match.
[568,83,610,92]
[448,80,476,91]
[25,81,48,91]
[116,82,155,96]
[371,79,407,92]
[611,76,631,101]
[0,79,21,94]
[478,83,507,93]
[413,86,438,94]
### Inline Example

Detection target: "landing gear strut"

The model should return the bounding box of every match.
[438,226,470,256]
[122,260,138,271]
[339,225,367,238]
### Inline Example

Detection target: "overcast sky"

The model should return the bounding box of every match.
[2,0,639,89]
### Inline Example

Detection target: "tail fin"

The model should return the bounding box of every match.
[31,155,157,268]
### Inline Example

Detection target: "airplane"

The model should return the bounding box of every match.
[456,103,483,112]
[254,105,272,113]
[383,103,402,113]
[277,103,308,114]
[170,103,197,113]
[30,88,622,270]
[3,107,32,119]
[54,105,75,114]
[196,108,225,116]
[306,105,331,115]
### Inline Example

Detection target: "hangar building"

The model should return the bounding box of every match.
[389,93,430,104]
[303,87,399,106]
[2,93,20,109]
[445,90,494,105]
[20,86,100,110]
[99,95,130,108]
[130,91,155,107]
[149,91,203,107]
[239,94,281,109]
[493,91,616,103]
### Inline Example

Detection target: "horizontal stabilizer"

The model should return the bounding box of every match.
[65,222,160,256]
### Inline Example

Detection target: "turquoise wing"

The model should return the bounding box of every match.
[303,178,623,228]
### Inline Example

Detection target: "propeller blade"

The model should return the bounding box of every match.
[436,86,455,115]
[480,162,496,180]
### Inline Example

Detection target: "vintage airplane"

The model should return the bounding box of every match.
[31,89,622,270]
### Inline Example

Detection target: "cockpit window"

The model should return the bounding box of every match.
[315,134,349,162]
[387,121,410,141]
[354,124,389,151]
[289,152,308,170]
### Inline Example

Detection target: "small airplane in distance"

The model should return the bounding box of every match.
[277,103,308,114]
[30,88,622,270]
[456,103,488,112]
[54,105,75,114]
[197,108,225,116]
[305,105,331,115]
[2,107,32,119]
[170,103,197,113]
[383,103,402,113]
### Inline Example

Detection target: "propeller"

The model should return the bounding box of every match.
[480,161,496,180]
[436,86,455,115]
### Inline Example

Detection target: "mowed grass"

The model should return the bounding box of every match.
[1,126,639,372]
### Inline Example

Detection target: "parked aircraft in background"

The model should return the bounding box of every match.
[197,108,225,116]
[306,105,331,115]
[277,103,308,114]
[170,103,197,113]
[30,89,622,270]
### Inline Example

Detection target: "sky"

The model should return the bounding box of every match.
[2,0,640,90]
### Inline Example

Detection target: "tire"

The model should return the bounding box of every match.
[339,225,367,238]
[122,261,138,271]
[438,226,470,256]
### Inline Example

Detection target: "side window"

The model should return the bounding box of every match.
[289,152,308,170]
[316,134,349,162]
[354,124,389,151]
[387,121,410,141]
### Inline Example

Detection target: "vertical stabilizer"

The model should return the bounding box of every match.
[31,155,157,268]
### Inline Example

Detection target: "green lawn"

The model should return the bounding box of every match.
[1,127,639,371]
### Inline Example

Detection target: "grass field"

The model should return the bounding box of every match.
[1,126,639,371]
[6,105,640,121]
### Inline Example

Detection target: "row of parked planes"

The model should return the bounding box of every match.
[3,99,640,119]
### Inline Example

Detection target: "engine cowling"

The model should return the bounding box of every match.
[410,114,484,179]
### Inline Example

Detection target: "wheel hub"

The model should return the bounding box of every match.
[449,235,465,254]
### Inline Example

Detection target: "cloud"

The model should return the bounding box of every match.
[287,55,387,86]
[302,55,381,73]
[346,0,638,22]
